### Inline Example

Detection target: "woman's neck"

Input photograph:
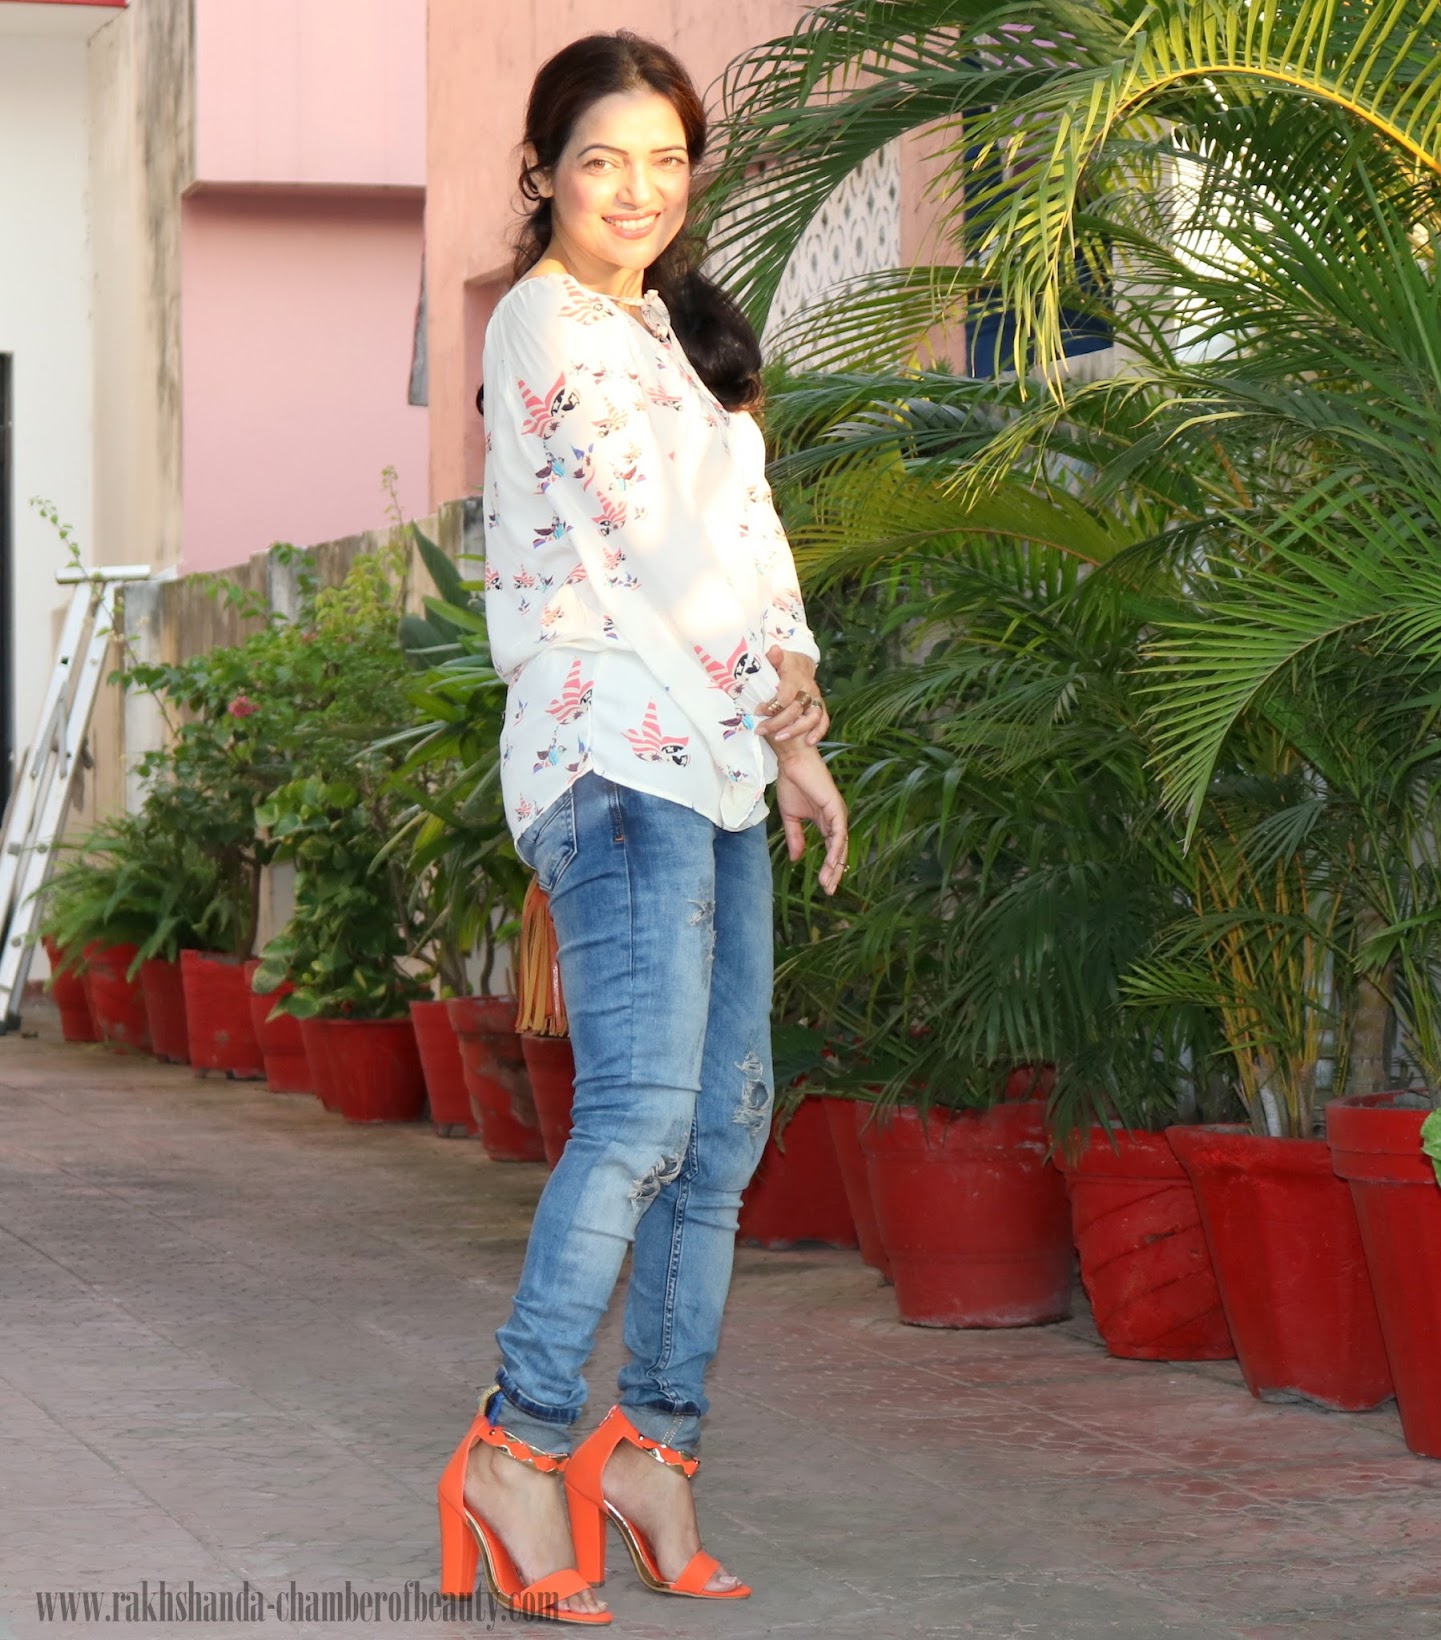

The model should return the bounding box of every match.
[529,247,645,303]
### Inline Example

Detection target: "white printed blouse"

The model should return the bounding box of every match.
[481,271,820,841]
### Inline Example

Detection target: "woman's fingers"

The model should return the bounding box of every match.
[756,696,828,743]
[819,813,848,894]
[782,811,807,862]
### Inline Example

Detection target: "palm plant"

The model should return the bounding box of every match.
[391,527,529,999]
[714,0,1441,1132]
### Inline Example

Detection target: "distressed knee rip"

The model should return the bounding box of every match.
[687,897,717,963]
[732,1049,771,1132]
[628,1148,685,1210]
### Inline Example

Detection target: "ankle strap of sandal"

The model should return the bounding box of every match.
[476,1386,568,1473]
[630,1428,700,1478]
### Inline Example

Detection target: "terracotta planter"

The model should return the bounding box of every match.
[411,1000,477,1135]
[738,1096,859,1249]
[298,1018,341,1112]
[1058,1127,1233,1361]
[1167,1125,1392,1411]
[82,942,151,1054]
[1327,1093,1441,1457]
[139,958,190,1064]
[244,960,311,1096]
[325,1017,427,1123]
[446,996,545,1163]
[42,937,97,1043]
[821,1097,891,1277]
[861,1101,1073,1327]
[520,1034,576,1167]
[180,950,263,1078]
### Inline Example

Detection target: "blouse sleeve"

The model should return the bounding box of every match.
[732,413,821,665]
[490,285,784,735]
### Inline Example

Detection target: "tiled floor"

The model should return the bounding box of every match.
[2,1009,1438,1639]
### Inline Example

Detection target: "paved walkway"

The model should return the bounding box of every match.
[1,1008,1438,1640]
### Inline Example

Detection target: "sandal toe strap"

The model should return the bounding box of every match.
[520,1567,594,1603]
[671,1550,724,1595]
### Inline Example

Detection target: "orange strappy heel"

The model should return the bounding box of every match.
[564,1406,751,1600]
[437,1392,611,1626]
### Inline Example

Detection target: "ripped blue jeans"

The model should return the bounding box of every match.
[487,772,774,1457]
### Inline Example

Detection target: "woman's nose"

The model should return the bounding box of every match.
[618,166,660,208]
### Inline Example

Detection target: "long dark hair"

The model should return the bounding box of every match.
[514,32,763,414]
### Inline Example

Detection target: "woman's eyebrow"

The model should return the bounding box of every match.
[577,143,690,157]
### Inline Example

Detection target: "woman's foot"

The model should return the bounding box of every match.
[463,1443,608,1618]
[600,1438,744,1594]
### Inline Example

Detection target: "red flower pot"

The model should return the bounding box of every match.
[325,1017,427,1123]
[411,1000,477,1135]
[861,1101,1073,1327]
[139,958,190,1065]
[42,937,97,1043]
[446,996,545,1163]
[738,1096,859,1249]
[821,1097,891,1277]
[520,1034,576,1167]
[1058,1127,1234,1361]
[1327,1093,1441,1456]
[82,942,151,1054]
[298,1018,341,1111]
[1166,1125,1392,1411]
[244,960,311,1095]
[180,950,263,1078]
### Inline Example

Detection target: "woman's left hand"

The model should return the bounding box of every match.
[754,646,829,748]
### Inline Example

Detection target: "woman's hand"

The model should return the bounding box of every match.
[773,744,849,895]
[754,646,829,749]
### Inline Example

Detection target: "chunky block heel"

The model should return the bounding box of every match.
[566,1487,609,1586]
[437,1497,480,1597]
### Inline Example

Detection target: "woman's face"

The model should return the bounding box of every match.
[535,89,692,285]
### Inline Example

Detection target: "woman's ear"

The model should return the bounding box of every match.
[522,143,554,200]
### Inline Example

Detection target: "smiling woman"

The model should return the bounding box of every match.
[433,29,848,1629]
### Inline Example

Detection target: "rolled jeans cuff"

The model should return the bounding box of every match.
[619,1402,702,1457]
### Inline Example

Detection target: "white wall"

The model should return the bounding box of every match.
[0,29,94,778]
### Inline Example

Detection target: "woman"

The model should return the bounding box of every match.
[437,32,847,1625]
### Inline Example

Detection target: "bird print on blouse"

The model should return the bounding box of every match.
[624,703,690,767]
[482,271,819,840]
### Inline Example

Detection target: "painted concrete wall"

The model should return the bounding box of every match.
[0,27,95,780]
[88,0,193,582]
[193,0,424,189]
[180,193,428,572]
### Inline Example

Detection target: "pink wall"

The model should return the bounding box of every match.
[180,193,428,572]
[194,0,424,189]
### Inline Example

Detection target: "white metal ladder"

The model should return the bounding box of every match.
[0,566,150,1031]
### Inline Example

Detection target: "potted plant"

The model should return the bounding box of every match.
[732,1024,858,1252]
[41,935,97,1043]
[118,572,307,1075]
[38,800,250,1060]
[715,0,1441,1379]
[254,774,430,1123]
[396,525,543,1160]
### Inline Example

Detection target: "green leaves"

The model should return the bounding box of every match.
[740,0,1441,1129]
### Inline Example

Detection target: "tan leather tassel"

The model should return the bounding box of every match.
[516,877,568,1037]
